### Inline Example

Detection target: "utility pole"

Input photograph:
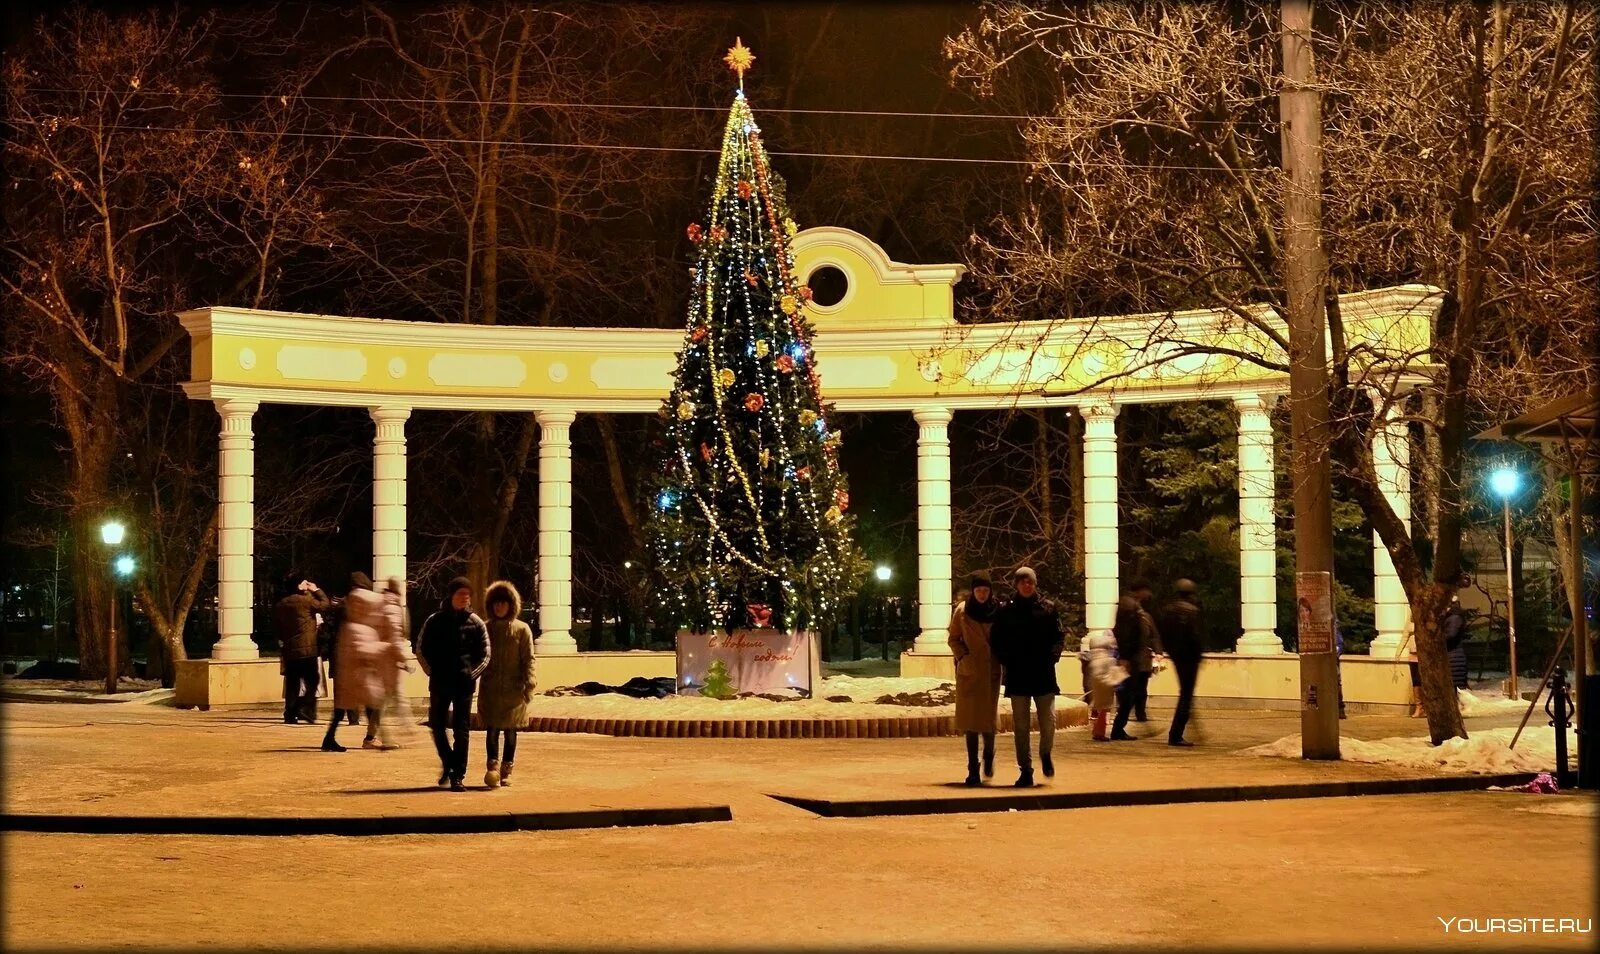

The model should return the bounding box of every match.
[1279,0,1340,759]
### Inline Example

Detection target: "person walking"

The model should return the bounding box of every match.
[323,573,399,752]
[947,573,1002,786]
[477,580,536,788]
[1444,597,1470,691]
[1111,579,1160,740]
[375,577,415,747]
[1082,629,1123,741]
[416,577,490,791]
[1158,579,1203,747]
[273,573,330,725]
[989,567,1065,787]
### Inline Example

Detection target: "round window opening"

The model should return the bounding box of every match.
[806,265,849,308]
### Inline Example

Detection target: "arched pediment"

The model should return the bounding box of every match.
[789,227,965,330]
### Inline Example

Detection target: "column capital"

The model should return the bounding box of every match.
[214,398,259,418]
[912,406,953,427]
[1077,400,1118,420]
[1234,393,1278,414]
[536,408,577,427]
[369,405,412,425]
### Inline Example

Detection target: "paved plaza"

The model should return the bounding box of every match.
[3,699,1594,951]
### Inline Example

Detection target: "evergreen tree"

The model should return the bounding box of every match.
[698,659,737,699]
[646,42,865,634]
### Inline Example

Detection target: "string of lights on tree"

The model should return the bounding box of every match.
[644,40,865,634]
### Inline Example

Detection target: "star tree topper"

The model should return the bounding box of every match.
[724,37,755,90]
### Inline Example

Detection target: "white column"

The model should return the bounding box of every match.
[1080,402,1120,633]
[1369,397,1412,656]
[1235,394,1283,653]
[370,407,410,593]
[911,407,954,653]
[213,398,260,660]
[535,409,577,654]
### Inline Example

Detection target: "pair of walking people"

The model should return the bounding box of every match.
[415,577,535,791]
[321,573,411,752]
[948,567,1065,788]
[1100,578,1203,746]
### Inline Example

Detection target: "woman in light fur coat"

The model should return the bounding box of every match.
[1083,629,1124,741]
[477,580,536,787]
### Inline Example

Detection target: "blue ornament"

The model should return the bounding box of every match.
[657,489,681,510]
[787,342,807,363]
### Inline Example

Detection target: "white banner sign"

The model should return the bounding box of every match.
[675,630,821,697]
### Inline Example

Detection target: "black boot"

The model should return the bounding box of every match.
[1014,767,1034,788]
[321,724,346,752]
[1041,753,1054,778]
[964,733,981,786]
[981,734,995,778]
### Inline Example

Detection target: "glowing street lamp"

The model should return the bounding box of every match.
[99,520,130,694]
[874,565,892,582]
[1489,466,1521,702]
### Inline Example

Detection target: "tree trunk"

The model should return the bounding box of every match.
[1068,409,1085,576]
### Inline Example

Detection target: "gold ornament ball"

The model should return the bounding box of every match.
[780,294,798,315]
[717,368,736,389]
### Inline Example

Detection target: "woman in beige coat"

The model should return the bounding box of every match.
[478,580,536,788]
[948,573,1002,785]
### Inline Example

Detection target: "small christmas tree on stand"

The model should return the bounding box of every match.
[646,40,865,637]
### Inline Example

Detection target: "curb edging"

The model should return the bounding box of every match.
[0,805,733,837]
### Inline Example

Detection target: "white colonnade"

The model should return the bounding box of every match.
[213,399,260,660]
[1368,396,1413,656]
[1235,394,1282,653]
[912,408,955,652]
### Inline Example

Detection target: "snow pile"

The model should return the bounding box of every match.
[816,674,952,702]
[1457,687,1543,717]
[1241,725,1579,775]
[521,683,1088,722]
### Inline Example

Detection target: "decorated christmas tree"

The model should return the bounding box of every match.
[646,40,865,634]
[698,660,737,699]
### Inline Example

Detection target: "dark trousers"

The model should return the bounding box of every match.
[1112,671,1150,736]
[487,729,519,764]
[1169,657,1200,742]
[429,685,474,779]
[282,657,319,723]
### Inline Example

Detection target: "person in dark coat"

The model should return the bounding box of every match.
[272,572,330,725]
[1444,598,1469,690]
[1157,579,1203,747]
[415,577,490,790]
[989,566,1065,787]
[1111,579,1160,740]
[947,573,1002,786]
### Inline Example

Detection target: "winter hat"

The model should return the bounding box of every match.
[350,571,373,591]
[1174,578,1198,595]
[1012,566,1037,584]
[445,576,472,598]
[969,572,992,590]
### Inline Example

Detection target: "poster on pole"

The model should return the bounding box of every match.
[1295,571,1335,655]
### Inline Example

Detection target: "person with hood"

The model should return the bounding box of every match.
[947,573,1002,785]
[416,577,490,791]
[273,572,330,725]
[1158,579,1204,747]
[1111,579,1161,740]
[477,580,536,788]
[323,572,403,752]
[1082,629,1124,741]
[989,566,1065,787]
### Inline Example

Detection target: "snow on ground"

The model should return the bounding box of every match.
[1457,687,1545,717]
[1241,725,1578,774]
[524,678,1089,721]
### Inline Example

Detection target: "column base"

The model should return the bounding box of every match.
[534,633,579,655]
[909,632,953,655]
[210,637,261,661]
[1234,632,1284,655]
[1367,633,1406,658]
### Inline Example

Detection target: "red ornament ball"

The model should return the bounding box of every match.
[775,354,796,374]
[744,392,765,413]
[686,222,703,243]
[700,442,715,461]
[737,180,753,200]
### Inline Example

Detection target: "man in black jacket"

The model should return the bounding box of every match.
[989,566,1065,787]
[416,577,490,791]
[1158,579,1204,747]
[1111,579,1160,740]
[273,573,330,725]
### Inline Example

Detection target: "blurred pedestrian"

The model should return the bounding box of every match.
[1111,579,1160,740]
[416,577,490,791]
[1158,579,1203,747]
[375,577,416,746]
[478,580,535,788]
[1444,597,1469,690]
[273,572,329,725]
[1082,628,1123,741]
[323,573,400,752]
[947,573,1002,786]
[990,566,1065,787]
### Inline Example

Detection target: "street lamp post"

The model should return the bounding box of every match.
[99,521,126,694]
[874,565,892,661]
[1489,467,1521,702]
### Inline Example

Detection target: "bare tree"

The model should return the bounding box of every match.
[945,1,1594,741]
